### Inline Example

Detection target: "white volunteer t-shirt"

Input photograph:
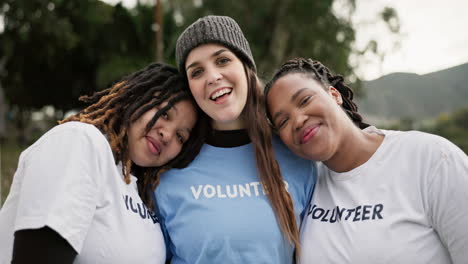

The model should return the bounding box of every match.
[0,122,165,263]
[299,127,468,264]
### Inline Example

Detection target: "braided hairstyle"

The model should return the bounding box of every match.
[61,62,207,209]
[265,57,369,129]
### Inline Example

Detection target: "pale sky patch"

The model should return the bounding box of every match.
[351,0,468,80]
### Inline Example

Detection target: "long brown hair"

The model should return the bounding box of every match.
[61,62,207,210]
[241,63,301,254]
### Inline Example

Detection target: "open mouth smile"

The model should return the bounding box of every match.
[209,87,232,102]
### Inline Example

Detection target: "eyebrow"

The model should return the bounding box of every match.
[186,49,229,71]
[272,88,308,123]
[291,88,308,102]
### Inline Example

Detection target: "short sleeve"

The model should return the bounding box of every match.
[427,139,468,264]
[14,124,106,253]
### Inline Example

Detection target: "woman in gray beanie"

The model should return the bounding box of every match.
[154,15,316,264]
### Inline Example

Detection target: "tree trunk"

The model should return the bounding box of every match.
[259,0,293,76]
[155,0,164,61]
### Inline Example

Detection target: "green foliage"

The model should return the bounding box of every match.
[0,0,158,113]
[171,0,357,79]
[380,107,468,154]
[1,0,398,114]
[423,107,468,153]
[1,140,23,204]
[380,6,399,33]
[170,0,398,92]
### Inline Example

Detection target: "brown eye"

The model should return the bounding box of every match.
[300,96,311,107]
[190,68,203,78]
[216,57,231,65]
[277,118,289,130]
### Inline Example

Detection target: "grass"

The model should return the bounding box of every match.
[1,140,24,206]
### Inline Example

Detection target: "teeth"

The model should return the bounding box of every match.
[210,88,232,100]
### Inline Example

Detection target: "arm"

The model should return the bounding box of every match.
[427,139,468,264]
[12,227,77,264]
[12,124,103,259]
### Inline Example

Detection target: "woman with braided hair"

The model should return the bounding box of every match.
[265,57,468,263]
[0,62,206,264]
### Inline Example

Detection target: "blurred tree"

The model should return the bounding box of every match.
[0,0,111,113]
[0,0,398,116]
[0,0,163,115]
[169,0,399,87]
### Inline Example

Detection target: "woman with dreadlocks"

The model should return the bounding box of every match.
[0,62,206,264]
[265,57,468,264]
[154,16,315,264]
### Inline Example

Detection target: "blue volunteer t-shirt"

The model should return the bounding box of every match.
[155,137,316,264]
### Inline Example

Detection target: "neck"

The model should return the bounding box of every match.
[211,115,246,131]
[324,125,384,173]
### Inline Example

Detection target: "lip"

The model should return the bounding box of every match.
[145,136,161,155]
[299,124,320,144]
[208,87,233,105]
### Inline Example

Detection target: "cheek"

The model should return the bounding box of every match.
[279,130,294,147]
[238,73,249,94]
[166,143,182,160]
[189,80,204,100]
[126,130,138,163]
[126,125,138,149]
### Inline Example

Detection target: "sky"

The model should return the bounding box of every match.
[350,0,468,80]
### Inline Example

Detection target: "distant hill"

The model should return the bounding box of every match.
[356,63,468,123]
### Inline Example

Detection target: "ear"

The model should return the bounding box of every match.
[328,86,343,106]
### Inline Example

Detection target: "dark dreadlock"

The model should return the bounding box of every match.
[264,57,370,129]
[61,62,207,210]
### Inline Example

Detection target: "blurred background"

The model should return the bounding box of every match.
[1,0,467,204]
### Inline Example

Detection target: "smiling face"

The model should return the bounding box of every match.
[185,43,248,130]
[127,99,197,167]
[267,73,349,161]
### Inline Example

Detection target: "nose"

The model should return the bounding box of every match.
[293,113,308,131]
[159,126,175,146]
[206,67,222,85]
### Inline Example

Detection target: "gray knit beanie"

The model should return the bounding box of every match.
[176,15,256,76]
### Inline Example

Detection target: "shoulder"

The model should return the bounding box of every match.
[381,129,459,158]
[44,122,107,147]
[22,122,110,160]
[272,135,316,178]
[375,129,468,173]
[272,135,313,163]
[47,121,105,139]
[272,135,298,158]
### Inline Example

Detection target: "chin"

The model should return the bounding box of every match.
[132,156,160,168]
[297,149,327,162]
[214,111,242,123]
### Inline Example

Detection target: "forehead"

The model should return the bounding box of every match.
[171,99,197,127]
[268,73,322,101]
[174,98,195,112]
[186,43,232,63]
